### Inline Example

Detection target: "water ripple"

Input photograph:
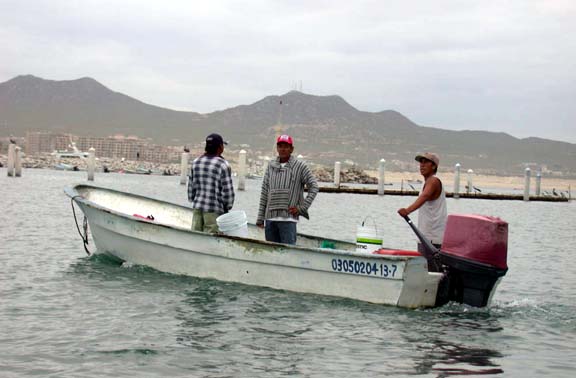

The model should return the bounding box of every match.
[1,170,576,377]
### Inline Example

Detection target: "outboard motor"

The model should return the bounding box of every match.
[438,214,508,307]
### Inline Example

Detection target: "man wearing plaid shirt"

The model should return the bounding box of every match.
[188,133,235,233]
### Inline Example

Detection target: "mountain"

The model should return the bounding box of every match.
[1,75,575,175]
[0,75,201,142]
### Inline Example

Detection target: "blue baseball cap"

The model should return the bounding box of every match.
[205,133,228,147]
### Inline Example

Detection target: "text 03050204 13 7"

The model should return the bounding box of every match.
[330,258,403,279]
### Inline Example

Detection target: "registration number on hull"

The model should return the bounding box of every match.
[331,258,403,279]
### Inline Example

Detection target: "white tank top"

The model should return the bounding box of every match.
[418,179,447,245]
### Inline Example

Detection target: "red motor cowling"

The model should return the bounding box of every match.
[441,214,508,270]
[437,214,508,307]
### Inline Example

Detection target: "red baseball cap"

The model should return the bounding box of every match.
[276,134,293,145]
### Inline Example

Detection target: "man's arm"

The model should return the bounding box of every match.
[299,164,318,212]
[289,163,319,216]
[398,177,441,217]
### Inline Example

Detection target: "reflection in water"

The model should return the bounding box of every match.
[408,308,504,377]
[415,338,503,377]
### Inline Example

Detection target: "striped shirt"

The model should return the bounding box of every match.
[187,154,235,214]
[257,156,319,223]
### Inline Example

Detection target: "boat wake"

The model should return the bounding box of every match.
[489,298,575,328]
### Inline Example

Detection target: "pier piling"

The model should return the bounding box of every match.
[467,169,474,195]
[453,163,461,199]
[14,146,22,177]
[378,159,386,196]
[87,147,95,181]
[7,144,15,177]
[180,152,189,185]
[238,150,246,191]
[334,161,341,188]
[535,171,541,196]
[524,167,531,201]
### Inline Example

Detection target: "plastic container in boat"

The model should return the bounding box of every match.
[216,211,249,238]
[356,217,382,253]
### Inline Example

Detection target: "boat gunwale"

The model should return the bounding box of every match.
[64,183,418,261]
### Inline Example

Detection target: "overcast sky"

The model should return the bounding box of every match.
[1,0,575,142]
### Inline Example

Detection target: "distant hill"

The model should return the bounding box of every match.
[1,75,575,175]
[0,75,201,142]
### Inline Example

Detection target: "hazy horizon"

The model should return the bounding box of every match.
[1,0,575,143]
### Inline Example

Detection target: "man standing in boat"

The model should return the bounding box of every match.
[256,135,319,244]
[188,133,235,233]
[397,152,447,271]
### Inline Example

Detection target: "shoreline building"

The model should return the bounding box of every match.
[25,132,181,163]
[26,132,72,156]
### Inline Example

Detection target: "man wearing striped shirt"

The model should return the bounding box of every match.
[256,135,318,244]
[188,133,235,233]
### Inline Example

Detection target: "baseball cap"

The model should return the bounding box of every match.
[415,152,439,167]
[276,134,293,145]
[205,133,227,147]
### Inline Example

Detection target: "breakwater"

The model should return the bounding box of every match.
[2,153,572,201]
[317,185,570,202]
[0,153,182,175]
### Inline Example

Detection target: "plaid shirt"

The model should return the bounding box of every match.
[188,154,235,214]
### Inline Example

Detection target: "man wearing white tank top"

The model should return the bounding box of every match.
[397,152,447,271]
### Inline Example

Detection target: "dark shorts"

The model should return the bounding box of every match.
[265,221,297,245]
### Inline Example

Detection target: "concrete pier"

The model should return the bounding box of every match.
[453,163,461,199]
[334,161,341,188]
[238,150,246,191]
[315,185,568,202]
[7,144,15,177]
[524,167,531,201]
[377,159,386,196]
[86,148,95,181]
[180,152,189,185]
[467,169,474,195]
[14,146,22,177]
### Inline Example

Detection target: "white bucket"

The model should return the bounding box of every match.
[216,211,249,238]
[356,221,383,253]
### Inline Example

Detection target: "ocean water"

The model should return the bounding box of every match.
[1,169,575,377]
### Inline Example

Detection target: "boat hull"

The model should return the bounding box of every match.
[68,185,444,308]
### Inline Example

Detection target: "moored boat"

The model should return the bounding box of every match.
[52,141,89,159]
[65,184,508,308]
[55,163,79,171]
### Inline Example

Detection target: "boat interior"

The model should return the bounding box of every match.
[72,185,357,252]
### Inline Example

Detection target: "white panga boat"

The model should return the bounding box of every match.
[52,141,89,159]
[65,184,508,309]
